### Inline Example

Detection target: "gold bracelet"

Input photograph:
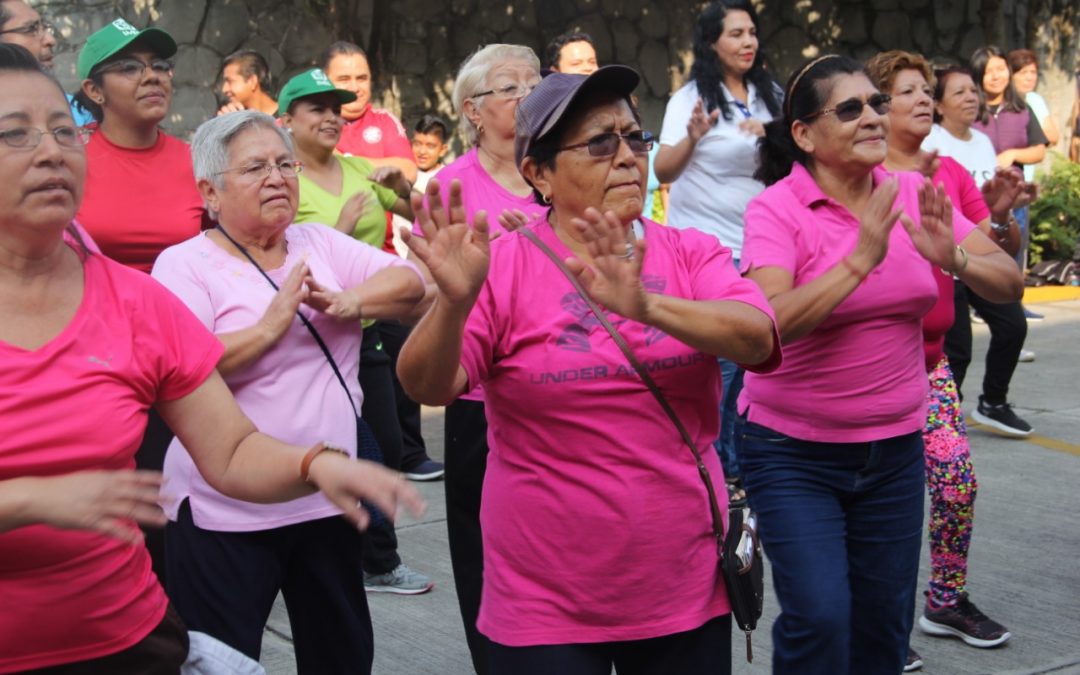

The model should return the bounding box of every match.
[299,442,349,485]
[943,245,969,276]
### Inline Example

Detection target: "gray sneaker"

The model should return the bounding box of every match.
[364,564,434,595]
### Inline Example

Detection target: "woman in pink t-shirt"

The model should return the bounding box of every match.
[399,66,780,675]
[868,51,1021,666]
[740,54,1022,674]
[0,46,422,674]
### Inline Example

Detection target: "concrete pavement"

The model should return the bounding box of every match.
[261,299,1080,675]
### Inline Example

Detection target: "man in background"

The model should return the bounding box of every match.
[545,31,598,75]
[217,49,277,116]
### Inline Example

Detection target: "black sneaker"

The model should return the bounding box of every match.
[904,647,923,671]
[403,459,445,481]
[918,594,1011,648]
[971,397,1033,438]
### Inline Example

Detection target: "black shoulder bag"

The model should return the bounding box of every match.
[519,226,765,662]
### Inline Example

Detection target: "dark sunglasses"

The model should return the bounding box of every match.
[557,130,655,157]
[803,93,891,123]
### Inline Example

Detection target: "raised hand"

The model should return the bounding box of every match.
[216,101,245,116]
[257,262,309,342]
[402,178,490,305]
[981,167,1023,220]
[496,208,530,235]
[850,178,904,273]
[335,191,372,235]
[304,274,362,321]
[23,470,167,545]
[369,165,410,197]
[738,118,766,137]
[901,179,958,270]
[915,149,941,179]
[564,208,651,322]
[687,98,720,143]
[306,454,425,531]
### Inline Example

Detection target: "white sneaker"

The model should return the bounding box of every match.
[363,564,434,595]
[1018,349,1035,363]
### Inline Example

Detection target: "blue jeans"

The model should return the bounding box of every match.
[714,358,744,479]
[739,420,925,675]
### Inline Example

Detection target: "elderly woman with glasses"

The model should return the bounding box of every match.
[0,44,422,673]
[398,66,780,675]
[149,110,426,673]
[405,42,547,673]
[740,54,1022,674]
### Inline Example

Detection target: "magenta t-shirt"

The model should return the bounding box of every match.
[739,164,975,443]
[151,223,421,532]
[460,218,780,646]
[0,246,222,671]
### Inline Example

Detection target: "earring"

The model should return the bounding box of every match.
[542,193,551,205]
[476,123,484,137]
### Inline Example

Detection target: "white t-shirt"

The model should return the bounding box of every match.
[922,124,998,189]
[1023,92,1051,181]
[660,80,776,258]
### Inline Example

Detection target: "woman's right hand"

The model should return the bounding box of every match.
[981,168,1023,221]
[687,98,719,143]
[257,261,308,343]
[306,454,426,531]
[850,178,904,273]
[335,191,372,235]
[402,178,490,305]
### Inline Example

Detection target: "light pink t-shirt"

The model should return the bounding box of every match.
[738,164,975,442]
[151,223,421,531]
[461,218,780,646]
[0,247,222,672]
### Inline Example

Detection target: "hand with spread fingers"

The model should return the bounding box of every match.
[849,177,904,274]
[306,454,426,531]
[403,178,490,306]
[981,167,1023,219]
[901,179,959,270]
[565,207,651,322]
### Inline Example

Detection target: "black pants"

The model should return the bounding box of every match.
[445,399,492,675]
[376,320,429,472]
[165,500,373,674]
[488,614,732,675]
[944,282,1027,404]
[135,409,173,586]
[358,327,403,575]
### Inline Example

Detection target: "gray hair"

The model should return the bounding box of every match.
[452,44,539,146]
[191,110,294,190]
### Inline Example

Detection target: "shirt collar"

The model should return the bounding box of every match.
[785,162,891,208]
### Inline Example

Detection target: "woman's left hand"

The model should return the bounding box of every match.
[738,119,766,137]
[307,454,426,531]
[565,208,651,322]
[370,166,411,198]
[305,274,363,321]
[901,179,959,270]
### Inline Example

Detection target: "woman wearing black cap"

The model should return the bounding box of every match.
[398,65,780,674]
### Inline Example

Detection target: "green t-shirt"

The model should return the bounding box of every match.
[295,155,399,247]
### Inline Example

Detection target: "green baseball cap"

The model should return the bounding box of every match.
[277,68,357,116]
[77,18,177,80]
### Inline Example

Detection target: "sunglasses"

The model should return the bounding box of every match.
[803,93,891,123]
[557,130,655,157]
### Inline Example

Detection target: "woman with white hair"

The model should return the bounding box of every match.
[150,110,426,674]
[407,43,544,675]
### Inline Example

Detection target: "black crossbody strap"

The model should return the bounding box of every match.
[215,225,360,419]
[519,226,725,554]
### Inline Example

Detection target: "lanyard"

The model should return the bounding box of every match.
[731,99,753,120]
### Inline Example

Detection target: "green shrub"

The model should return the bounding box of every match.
[1030,153,1080,264]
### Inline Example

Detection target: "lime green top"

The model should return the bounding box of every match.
[295,155,399,247]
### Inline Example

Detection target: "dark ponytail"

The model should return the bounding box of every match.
[754,54,865,185]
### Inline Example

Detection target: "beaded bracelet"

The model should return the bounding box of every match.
[299,442,349,485]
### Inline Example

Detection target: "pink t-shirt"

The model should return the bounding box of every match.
[738,164,975,443]
[922,157,990,370]
[461,218,780,646]
[151,223,421,531]
[0,247,222,672]
[411,147,545,238]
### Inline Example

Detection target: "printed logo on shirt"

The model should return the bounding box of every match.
[555,275,668,352]
[362,126,382,144]
[112,19,139,36]
[87,352,114,369]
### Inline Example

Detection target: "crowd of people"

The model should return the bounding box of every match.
[0,0,1068,672]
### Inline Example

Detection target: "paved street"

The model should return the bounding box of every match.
[261,298,1080,675]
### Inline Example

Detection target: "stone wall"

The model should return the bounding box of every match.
[37,0,1078,156]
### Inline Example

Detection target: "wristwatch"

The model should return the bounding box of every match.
[990,213,1015,238]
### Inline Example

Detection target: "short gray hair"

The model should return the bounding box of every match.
[452,44,539,146]
[191,110,294,189]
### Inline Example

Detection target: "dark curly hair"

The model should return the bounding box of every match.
[689,0,781,121]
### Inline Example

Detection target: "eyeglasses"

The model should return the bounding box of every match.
[557,130,655,157]
[0,126,90,149]
[0,19,54,37]
[214,160,303,181]
[803,93,891,122]
[472,81,539,101]
[98,58,174,81]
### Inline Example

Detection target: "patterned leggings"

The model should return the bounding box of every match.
[922,357,978,606]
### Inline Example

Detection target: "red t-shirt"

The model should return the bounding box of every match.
[922,156,990,370]
[337,105,413,253]
[77,128,208,273]
[0,247,223,672]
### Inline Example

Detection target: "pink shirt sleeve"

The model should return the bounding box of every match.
[142,276,225,401]
[740,191,799,275]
